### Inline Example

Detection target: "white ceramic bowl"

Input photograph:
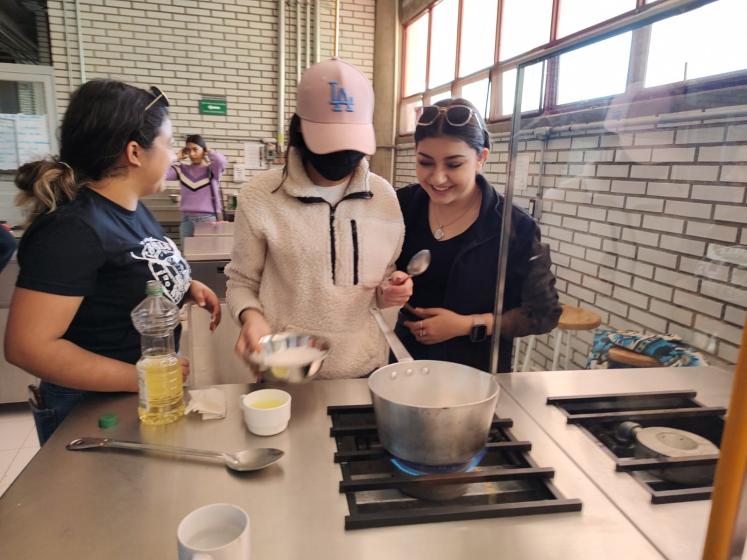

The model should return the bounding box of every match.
[240,389,291,436]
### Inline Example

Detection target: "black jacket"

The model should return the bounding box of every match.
[395,175,561,372]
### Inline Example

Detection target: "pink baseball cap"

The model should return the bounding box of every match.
[296,57,376,155]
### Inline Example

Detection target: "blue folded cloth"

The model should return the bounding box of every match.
[587,328,707,369]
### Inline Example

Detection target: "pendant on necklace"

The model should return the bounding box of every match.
[434,226,445,240]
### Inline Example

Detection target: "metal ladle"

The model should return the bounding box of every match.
[67,437,284,472]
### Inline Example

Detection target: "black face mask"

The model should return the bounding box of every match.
[306,150,365,182]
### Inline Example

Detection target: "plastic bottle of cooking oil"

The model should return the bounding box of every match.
[131,280,184,425]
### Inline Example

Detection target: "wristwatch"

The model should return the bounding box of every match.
[469,315,488,343]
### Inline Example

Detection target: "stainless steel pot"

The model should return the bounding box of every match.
[368,309,500,467]
[369,361,499,466]
[616,421,719,485]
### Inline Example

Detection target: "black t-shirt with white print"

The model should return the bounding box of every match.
[17,187,191,365]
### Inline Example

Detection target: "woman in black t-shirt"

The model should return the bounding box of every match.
[6,80,221,444]
[395,98,561,372]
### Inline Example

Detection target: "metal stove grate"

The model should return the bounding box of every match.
[547,390,724,504]
[328,404,582,530]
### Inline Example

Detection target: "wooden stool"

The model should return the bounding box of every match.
[608,346,660,368]
[551,305,602,370]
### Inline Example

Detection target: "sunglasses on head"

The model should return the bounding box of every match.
[416,104,482,129]
[144,86,170,112]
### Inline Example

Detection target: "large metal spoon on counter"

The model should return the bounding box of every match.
[67,437,284,472]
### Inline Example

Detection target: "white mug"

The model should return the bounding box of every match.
[177,503,250,560]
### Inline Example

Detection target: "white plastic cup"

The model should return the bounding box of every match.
[177,503,250,560]
[240,389,291,436]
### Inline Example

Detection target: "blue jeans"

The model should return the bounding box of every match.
[180,213,217,239]
[29,382,92,445]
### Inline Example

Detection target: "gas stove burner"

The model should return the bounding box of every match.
[548,390,725,504]
[390,448,487,477]
[390,449,488,501]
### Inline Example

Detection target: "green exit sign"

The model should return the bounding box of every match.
[199,98,227,115]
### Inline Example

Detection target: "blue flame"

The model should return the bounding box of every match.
[391,448,487,477]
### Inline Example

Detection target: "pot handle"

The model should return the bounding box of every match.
[370,308,414,363]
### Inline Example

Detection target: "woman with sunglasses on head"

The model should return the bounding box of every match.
[167,134,227,239]
[5,80,221,444]
[226,58,412,378]
[395,98,561,372]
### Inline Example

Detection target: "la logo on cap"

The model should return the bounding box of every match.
[329,81,354,112]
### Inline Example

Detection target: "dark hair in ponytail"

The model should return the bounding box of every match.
[414,97,490,154]
[185,134,207,151]
[15,79,169,224]
[275,113,306,189]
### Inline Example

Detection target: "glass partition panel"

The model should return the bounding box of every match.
[498,31,745,374]
[556,33,632,105]
[645,0,747,87]
[501,62,544,116]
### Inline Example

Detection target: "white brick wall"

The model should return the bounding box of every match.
[46,0,376,205]
[394,114,746,369]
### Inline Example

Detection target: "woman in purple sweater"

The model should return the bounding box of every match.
[167,134,227,238]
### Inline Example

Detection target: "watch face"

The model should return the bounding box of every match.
[470,324,487,342]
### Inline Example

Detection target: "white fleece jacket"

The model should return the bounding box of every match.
[225,149,404,378]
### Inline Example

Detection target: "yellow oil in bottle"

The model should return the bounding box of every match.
[137,355,184,425]
[250,399,286,409]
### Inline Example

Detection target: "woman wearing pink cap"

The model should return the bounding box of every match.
[226,58,412,378]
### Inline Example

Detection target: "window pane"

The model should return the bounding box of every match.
[459,0,498,77]
[429,90,452,105]
[429,0,458,87]
[557,32,631,105]
[501,63,544,115]
[400,98,422,134]
[645,0,747,88]
[461,78,490,117]
[0,80,47,115]
[499,0,553,61]
[558,0,635,38]
[404,13,429,96]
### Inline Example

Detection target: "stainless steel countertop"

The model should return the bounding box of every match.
[193,222,235,237]
[497,366,733,560]
[183,235,234,261]
[0,380,664,559]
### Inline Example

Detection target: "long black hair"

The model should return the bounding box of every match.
[15,79,169,223]
[414,97,490,154]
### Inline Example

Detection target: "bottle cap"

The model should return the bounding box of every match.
[144,280,164,296]
[98,412,119,429]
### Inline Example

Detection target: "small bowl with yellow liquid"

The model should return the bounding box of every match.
[240,389,291,436]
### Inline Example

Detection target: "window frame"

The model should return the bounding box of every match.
[398,0,747,135]
[0,63,59,172]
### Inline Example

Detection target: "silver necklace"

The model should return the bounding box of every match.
[432,195,479,241]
